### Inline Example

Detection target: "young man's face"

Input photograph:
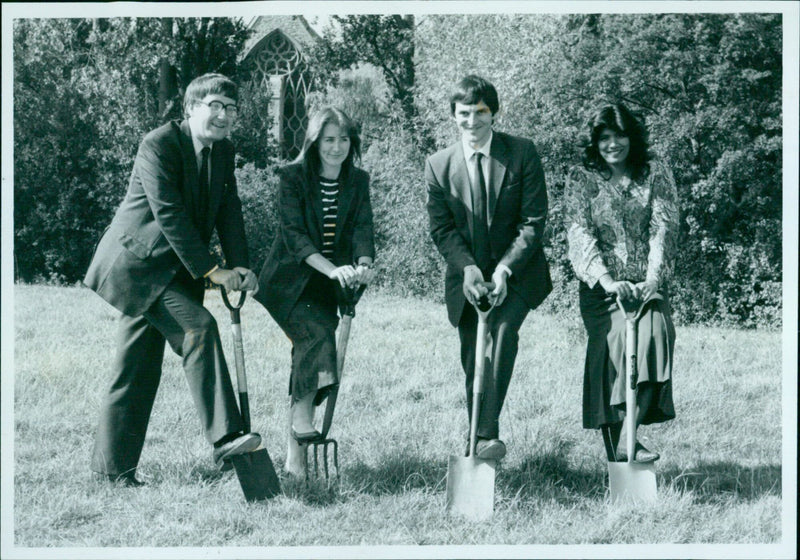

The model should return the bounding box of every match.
[187,93,237,146]
[453,101,494,149]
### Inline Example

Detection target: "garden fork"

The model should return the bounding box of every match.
[306,284,366,483]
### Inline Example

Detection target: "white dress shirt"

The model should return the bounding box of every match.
[460,130,512,278]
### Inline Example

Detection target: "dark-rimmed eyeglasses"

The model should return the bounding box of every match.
[200,100,239,118]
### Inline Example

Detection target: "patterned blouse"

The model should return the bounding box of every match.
[564,160,679,289]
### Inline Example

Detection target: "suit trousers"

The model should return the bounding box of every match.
[458,287,530,440]
[90,273,244,477]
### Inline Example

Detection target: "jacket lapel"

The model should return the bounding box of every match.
[448,142,474,237]
[178,121,204,229]
[305,173,324,244]
[488,133,508,227]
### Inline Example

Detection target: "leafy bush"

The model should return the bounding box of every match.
[361,124,446,301]
[234,161,282,272]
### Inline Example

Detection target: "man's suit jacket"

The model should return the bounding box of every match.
[84,120,249,317]
[425,130,552,326]
[255,163,375,327]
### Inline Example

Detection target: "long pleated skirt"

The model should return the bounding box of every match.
[578,282,676,429]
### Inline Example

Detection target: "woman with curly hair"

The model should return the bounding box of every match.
[564,102,679,462]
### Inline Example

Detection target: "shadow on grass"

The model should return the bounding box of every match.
[343,452,448,496]
[189,464,227,484]
[204,447,781,509]
[339,442,603,505]
[498,451,782,506]
[498,441,608,504]
[660,462,781,503]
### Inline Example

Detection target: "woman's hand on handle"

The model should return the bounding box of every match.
[599,274,639,300]
[329,265,358,289]
[634,280,658,300]
[354,263,376,286]
[233,267,259,295]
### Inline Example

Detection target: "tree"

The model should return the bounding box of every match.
[306,15,433,151]
[13,17,256,283]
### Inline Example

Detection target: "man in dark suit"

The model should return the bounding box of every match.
[426,75,552,460]
[84,73,260,486]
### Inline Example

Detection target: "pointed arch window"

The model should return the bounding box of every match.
[247,30,311,159]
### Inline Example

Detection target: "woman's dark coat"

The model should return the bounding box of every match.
[255,162,374,326]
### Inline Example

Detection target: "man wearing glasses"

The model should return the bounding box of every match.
[84,73,259,487]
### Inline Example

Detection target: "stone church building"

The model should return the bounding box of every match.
[240,15,320,159]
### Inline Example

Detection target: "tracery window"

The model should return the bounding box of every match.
[247,30,311,159]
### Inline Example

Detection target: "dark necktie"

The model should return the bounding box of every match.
[199,146,210,219]
[471,152,491,270]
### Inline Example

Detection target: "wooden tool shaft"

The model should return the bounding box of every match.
[469,312,489,457]
[625,318,638,464]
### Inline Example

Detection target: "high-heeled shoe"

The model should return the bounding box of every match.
[291,426,322,444]
[615,441,660,463]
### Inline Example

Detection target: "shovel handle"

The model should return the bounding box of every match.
[472,281,496,316]
[220,285,246,312]
[319,289,361,439]
[337,283,366,318]
[625,318,637,463]
[617,292,666,463]
[220,286,252,431]
[468,302,491,457]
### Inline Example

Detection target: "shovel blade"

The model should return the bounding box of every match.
[445,454,496,520]
[607,461,657,503]
[231,448,281,502]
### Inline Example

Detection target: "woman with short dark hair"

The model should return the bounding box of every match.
[564,102,679,462]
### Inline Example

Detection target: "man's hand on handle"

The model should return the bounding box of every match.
[489,267,509,307]
[209,267,259,295]
[463,265,490,308]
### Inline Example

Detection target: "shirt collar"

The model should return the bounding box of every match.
[191,134,212,158]
[188,119,213,157]
[462,130,493,161]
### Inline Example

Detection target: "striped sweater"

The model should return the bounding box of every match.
[320,177,339,258]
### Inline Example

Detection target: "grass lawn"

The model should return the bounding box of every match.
[6,283,791,558]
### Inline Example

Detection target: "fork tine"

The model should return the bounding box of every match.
[323,442,330,481]
[332,440,339,482]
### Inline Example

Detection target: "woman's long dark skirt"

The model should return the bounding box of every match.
[579,282,676,429]
[282,272,339,406]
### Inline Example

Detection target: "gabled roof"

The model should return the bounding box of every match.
[242,15,320,60]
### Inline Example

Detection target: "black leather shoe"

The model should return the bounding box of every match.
[476,438,507,460]
[291,427,322,444]
[615,441,660,463]
[94,472,145,487]
[213,432,261,469]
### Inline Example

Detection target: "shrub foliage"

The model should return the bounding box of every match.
[13,14,783,327]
